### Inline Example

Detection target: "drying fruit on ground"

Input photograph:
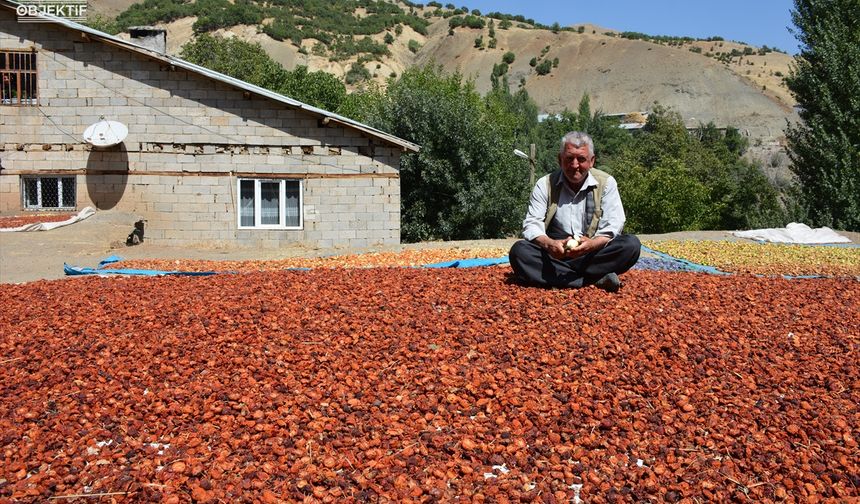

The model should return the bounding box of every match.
[644,240,860,277]
[1,268,857,501]
[109,247,511,272]
[0,213,73,229]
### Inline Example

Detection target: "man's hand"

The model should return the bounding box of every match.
[563,235,610,258]
[533,235,569,259]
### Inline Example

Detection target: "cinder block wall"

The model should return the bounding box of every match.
[0,11,403,248]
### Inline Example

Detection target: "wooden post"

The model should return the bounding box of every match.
[528,143,536,187]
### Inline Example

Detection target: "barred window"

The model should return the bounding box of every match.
[1,51,38,106]
[22,176,76,210]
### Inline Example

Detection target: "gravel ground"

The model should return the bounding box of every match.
[1,210,858,284]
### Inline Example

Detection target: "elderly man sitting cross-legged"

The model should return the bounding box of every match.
[508,131,641,292]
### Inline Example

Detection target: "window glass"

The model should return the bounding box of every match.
[62,177,76,207]
[22,176,75,209]
[41,177,59,208]
[1,51,37,106]
[239,180,255,227]
[285,181,300,227]
[24,178,38,207]
[260,181,280,225]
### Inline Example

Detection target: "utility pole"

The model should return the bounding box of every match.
[528,143,536,187]
[514,143,537,187]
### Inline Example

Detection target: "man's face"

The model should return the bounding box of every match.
[558,143,594,189]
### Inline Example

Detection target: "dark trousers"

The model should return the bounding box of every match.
[509,234,641,288]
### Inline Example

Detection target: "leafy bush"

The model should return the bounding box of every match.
[535,59,552,75]
[502,51,515,64]
[83,14,121,35]
[330,35,390,61]
[191,0,263,34]
[116,0,430,45]
[408,39,421,53]
[115,0,193,31]
[462,15,485,28]
[345,62,371,84]
[384,32,394,44]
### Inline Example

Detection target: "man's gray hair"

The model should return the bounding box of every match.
[560,131,594,157]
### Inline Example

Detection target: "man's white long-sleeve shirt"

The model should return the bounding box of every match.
[522,170,626,242]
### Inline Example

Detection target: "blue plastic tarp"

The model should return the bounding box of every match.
[423,257,510,268]
[639,245,730,275]
[64,263,217,277]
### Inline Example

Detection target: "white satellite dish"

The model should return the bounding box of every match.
[83,119,128,147]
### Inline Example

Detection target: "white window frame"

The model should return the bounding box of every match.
[21,175,76,210]
[236,178,303,230]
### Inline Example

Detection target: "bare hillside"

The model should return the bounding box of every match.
[418,20,796,140]
[90,0,798,142]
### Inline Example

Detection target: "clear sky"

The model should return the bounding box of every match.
[457,0,800,55]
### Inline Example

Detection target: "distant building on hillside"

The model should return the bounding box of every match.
[537,111,650,130]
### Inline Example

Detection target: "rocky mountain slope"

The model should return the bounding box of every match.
[89,0,798,144]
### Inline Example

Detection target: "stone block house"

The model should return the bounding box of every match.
[0,0,418,248]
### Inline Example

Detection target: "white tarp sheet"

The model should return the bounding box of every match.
[732,222,851,244]
[0,206,95,232]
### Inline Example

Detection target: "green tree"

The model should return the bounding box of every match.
[281,65,346,112]
[610,159,713,233]
[502,51,515,64]
[603,106,788,232]
[350,64,537,241]
[784,0,860,230]
[180,34,287,91]
[180,35,346,112]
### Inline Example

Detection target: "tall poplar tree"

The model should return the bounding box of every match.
[784,0,860,230]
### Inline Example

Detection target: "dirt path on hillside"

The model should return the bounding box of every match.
[2,211,857,284]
